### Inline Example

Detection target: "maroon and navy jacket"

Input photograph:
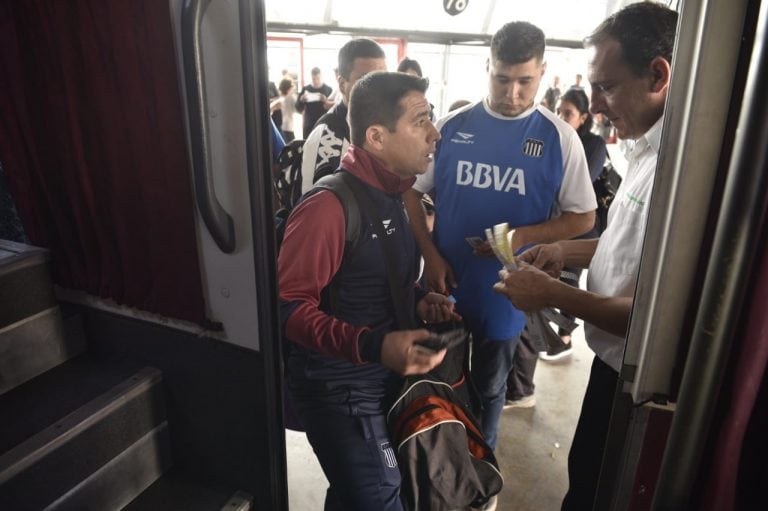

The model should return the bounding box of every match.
[278,146,424,414]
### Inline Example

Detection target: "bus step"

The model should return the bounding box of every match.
[0,366,170,510]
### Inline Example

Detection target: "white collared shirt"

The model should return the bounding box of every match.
[585,117,664,372]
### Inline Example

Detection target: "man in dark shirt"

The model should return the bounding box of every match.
[296,67,333,139]
[300,38,387,192]
[279,71,458,510]
[541,75,561,112]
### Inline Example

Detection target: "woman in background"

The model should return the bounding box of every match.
[505,90,609,410]
[543,87,607,358]
[505,87,609,409]
[558,88,607,186]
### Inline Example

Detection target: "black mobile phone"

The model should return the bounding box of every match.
[415,329,466,352]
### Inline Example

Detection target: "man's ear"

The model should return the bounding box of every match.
[337,75,348,97]
[649,56,671,93]
[365,124,386,152]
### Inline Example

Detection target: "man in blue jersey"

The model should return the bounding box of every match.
[403,21,597,458]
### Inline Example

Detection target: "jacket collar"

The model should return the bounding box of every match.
[341,145,416,194]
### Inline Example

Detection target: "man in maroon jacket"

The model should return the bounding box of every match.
[278,71,459,510]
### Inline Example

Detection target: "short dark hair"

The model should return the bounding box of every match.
[349,71,429,147]
[397,57,423,77]
[490,21,545,65]
[449,99,472,112]
[338,38,386,80]
[560,88,593,135]
[311,67,321,76]
[585,2,678,76]
[278,77,293,95]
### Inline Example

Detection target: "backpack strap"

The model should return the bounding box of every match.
[309,172,361,315]
[312,172,360,249]
[338,172,412,330]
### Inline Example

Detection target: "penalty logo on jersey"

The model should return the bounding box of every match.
[381,442,397,468]
[522,138,544,157]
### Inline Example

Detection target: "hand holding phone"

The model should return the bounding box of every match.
[414,329,466,352]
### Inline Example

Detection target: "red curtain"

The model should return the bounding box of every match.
[699,240,768,510]
[0,0,206,324]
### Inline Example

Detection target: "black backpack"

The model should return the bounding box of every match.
[593,158,623,234]
[387,325,503,510]
[274,139,305,241]
[273,136,366,249]
[275,170,361,252]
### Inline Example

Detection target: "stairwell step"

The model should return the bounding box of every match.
[46,422,173,511]
[122,468,246,511]
[0,306,86,396]
[0,355,144,456]
[0,367,167,510]
[0,240,55,330]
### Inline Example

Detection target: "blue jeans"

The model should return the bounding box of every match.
[471,334,521,450]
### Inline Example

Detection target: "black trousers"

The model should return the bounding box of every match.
[561,355,619,511]
[507,310,578,400]
[507,328,538,399]
[557,267,582,336]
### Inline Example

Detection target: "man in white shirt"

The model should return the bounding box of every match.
[492,3,678,509]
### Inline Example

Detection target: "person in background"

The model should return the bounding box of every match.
[301,38,387,192]
[504,87,608,409]
[397,57,423,77]
[570,73,585,91]
[268,78,282,133]
[592,112,614,141]
[403,21,595,488]
[397,57,435,121]
[271,77,298,142]
[296,67,333,139]
[448,99,471,112]
[541,75,561,112]
[493,4,677,509]
[279,71,457,511]
[545,87,607,354]
[557,88,607,210]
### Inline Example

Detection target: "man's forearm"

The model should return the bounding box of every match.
[513,211,595,251]
[544,278,632,337]
[557,238,600,269]
[403,189,440,258]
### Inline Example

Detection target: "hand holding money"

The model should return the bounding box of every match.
[485,223,517,270]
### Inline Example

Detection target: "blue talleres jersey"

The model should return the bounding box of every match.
[414,99,594,340]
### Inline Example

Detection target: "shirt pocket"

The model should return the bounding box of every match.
[607,198,649,276]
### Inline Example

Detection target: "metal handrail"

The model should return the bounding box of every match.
[653,0,768,507]
[181,0,236,253]
[238,0,289,508]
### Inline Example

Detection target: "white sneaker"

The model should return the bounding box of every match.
[503,394,536,409]
[538,341,573,362]
[470,494,498,511]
